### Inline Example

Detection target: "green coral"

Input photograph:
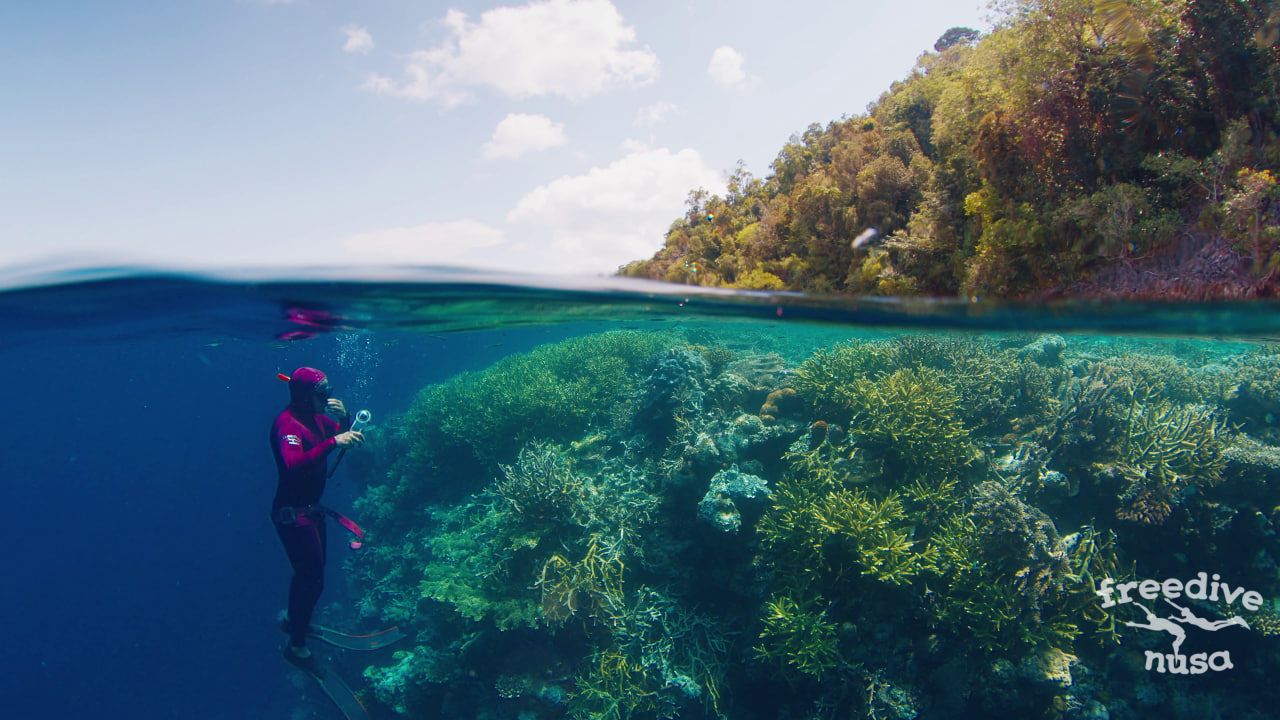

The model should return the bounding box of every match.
[569,588,728,720]
[758,436,934,587]
[813,489,938,585]
[753,595,840,678]
[1107,397,1232,525]
[931,504,1127,654]
[792,340,979,476]
[791,340,896,419]
[417,500,545,630]
[404,330,681,473]
[420,440,660,630]
[846,367,974,477]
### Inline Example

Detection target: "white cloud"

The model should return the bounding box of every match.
[342,220,505,264]
[483,113,567,160]
[365,0,659,105]
[508,146,723,272]
[634,101,677,128]
[342,26,374,55]
[707,46,747,88]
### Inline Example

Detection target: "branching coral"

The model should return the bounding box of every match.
[535,533,626,626]
[570,587,729,720]
[494,440,586,524]
[416,500,545,631]
[845,367,974,478]
[753,595,840,678]
[758,436,938,599]
[1109,400,1232,524]
[790,341,896,419]
[927,485,1123,654]
[814,489,938,585]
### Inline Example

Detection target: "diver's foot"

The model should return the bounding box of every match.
[281,642,320,674]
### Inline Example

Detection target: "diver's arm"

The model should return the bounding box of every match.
[277,423,337,471]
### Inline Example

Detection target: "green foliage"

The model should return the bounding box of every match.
[730,267,787,290]
[934,26,981,52]
[1059,183,1180,261]
[620,0,1280,298]
[1223,167,1280,272]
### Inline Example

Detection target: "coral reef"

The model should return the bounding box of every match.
[342,330,1280,720]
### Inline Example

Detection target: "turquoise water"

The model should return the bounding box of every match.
[2,269,1279,719]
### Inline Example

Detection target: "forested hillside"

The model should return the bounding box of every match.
[620,0,1280,299]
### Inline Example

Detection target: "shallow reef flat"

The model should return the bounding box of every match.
[343,329,1280,719]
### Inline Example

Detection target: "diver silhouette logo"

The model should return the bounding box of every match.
[1096,573,1262,675]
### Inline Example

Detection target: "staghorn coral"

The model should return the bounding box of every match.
[535,533,626,626]
[790,340,896,419]
[1223,352,1280,440]
[1108,400,1232,524]
[494,440,586,525]
[1039,364,1121,457]
[570,587,729,720]
[1224,434,1280,471]
[753,594,840,678]
[929,487,1122,655]
[846,366,974,478]
[758,436,937,593]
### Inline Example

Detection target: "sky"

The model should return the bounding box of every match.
[0,0,989,276]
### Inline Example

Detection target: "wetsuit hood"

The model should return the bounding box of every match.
[288,367,330,408]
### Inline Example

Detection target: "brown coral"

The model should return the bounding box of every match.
[1115,487,1173,525]
[760,387,800,423]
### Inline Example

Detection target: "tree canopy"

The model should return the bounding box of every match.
[620,0,1280,299]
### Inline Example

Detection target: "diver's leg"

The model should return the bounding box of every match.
[276,516,327,647]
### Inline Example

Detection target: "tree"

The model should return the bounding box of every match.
[934,27,981,52]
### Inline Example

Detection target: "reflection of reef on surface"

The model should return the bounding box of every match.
[346,331,1280,719]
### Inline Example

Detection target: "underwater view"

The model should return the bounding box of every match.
[2,273,1279,720]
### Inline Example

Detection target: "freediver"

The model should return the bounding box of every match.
[270,367,364,668]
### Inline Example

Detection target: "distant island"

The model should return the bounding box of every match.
[620,0,1280,300]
